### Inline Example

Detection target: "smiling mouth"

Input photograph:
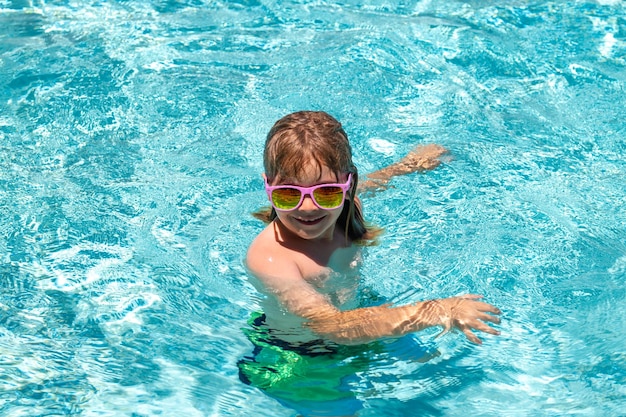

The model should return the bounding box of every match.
[294,216,325,225]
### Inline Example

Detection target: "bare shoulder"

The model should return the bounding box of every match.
[246,227,277,273]
[246,225,299,281]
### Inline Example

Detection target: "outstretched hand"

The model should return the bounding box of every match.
[396,143,449,172]
[436,295,501,344]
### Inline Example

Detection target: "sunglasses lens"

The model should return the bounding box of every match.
[313,186,344,208]
[271,188,302,210]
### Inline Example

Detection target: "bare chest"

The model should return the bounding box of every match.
[292,245,362,307]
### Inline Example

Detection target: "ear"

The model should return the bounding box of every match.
[262,174,272,203]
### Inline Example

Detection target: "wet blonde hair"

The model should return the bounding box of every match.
[253,111,380,244]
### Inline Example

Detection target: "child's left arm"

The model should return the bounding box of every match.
[358,144,448,192]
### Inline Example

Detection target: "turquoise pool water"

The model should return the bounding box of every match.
[1,0,625,416]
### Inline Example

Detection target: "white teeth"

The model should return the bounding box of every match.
[296,217,322,222]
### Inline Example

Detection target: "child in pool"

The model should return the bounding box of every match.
[246,110,501,347]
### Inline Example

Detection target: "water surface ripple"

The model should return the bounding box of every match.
[1,0,625,416]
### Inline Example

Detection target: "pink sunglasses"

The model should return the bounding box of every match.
[264,174,352,211]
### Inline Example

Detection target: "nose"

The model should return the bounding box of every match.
[298,193,318,211]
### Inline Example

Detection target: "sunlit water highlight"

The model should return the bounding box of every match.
[1,0,625,416]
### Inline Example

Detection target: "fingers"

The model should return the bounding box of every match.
[443,318,501,344]
[462,328,482,345]
[458,295,502,315]
[476,311,501,325]
[472,319,501,335]
[436,295,502,344]
[474,301,502,316]
[458,301,502,343]
[460,320,500,344]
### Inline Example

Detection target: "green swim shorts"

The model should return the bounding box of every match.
[237,312,375,406]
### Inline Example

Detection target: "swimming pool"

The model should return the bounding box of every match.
[1,0,624,415]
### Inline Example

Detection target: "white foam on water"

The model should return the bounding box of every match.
[35,243,133,292]
[368,138,396,157]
